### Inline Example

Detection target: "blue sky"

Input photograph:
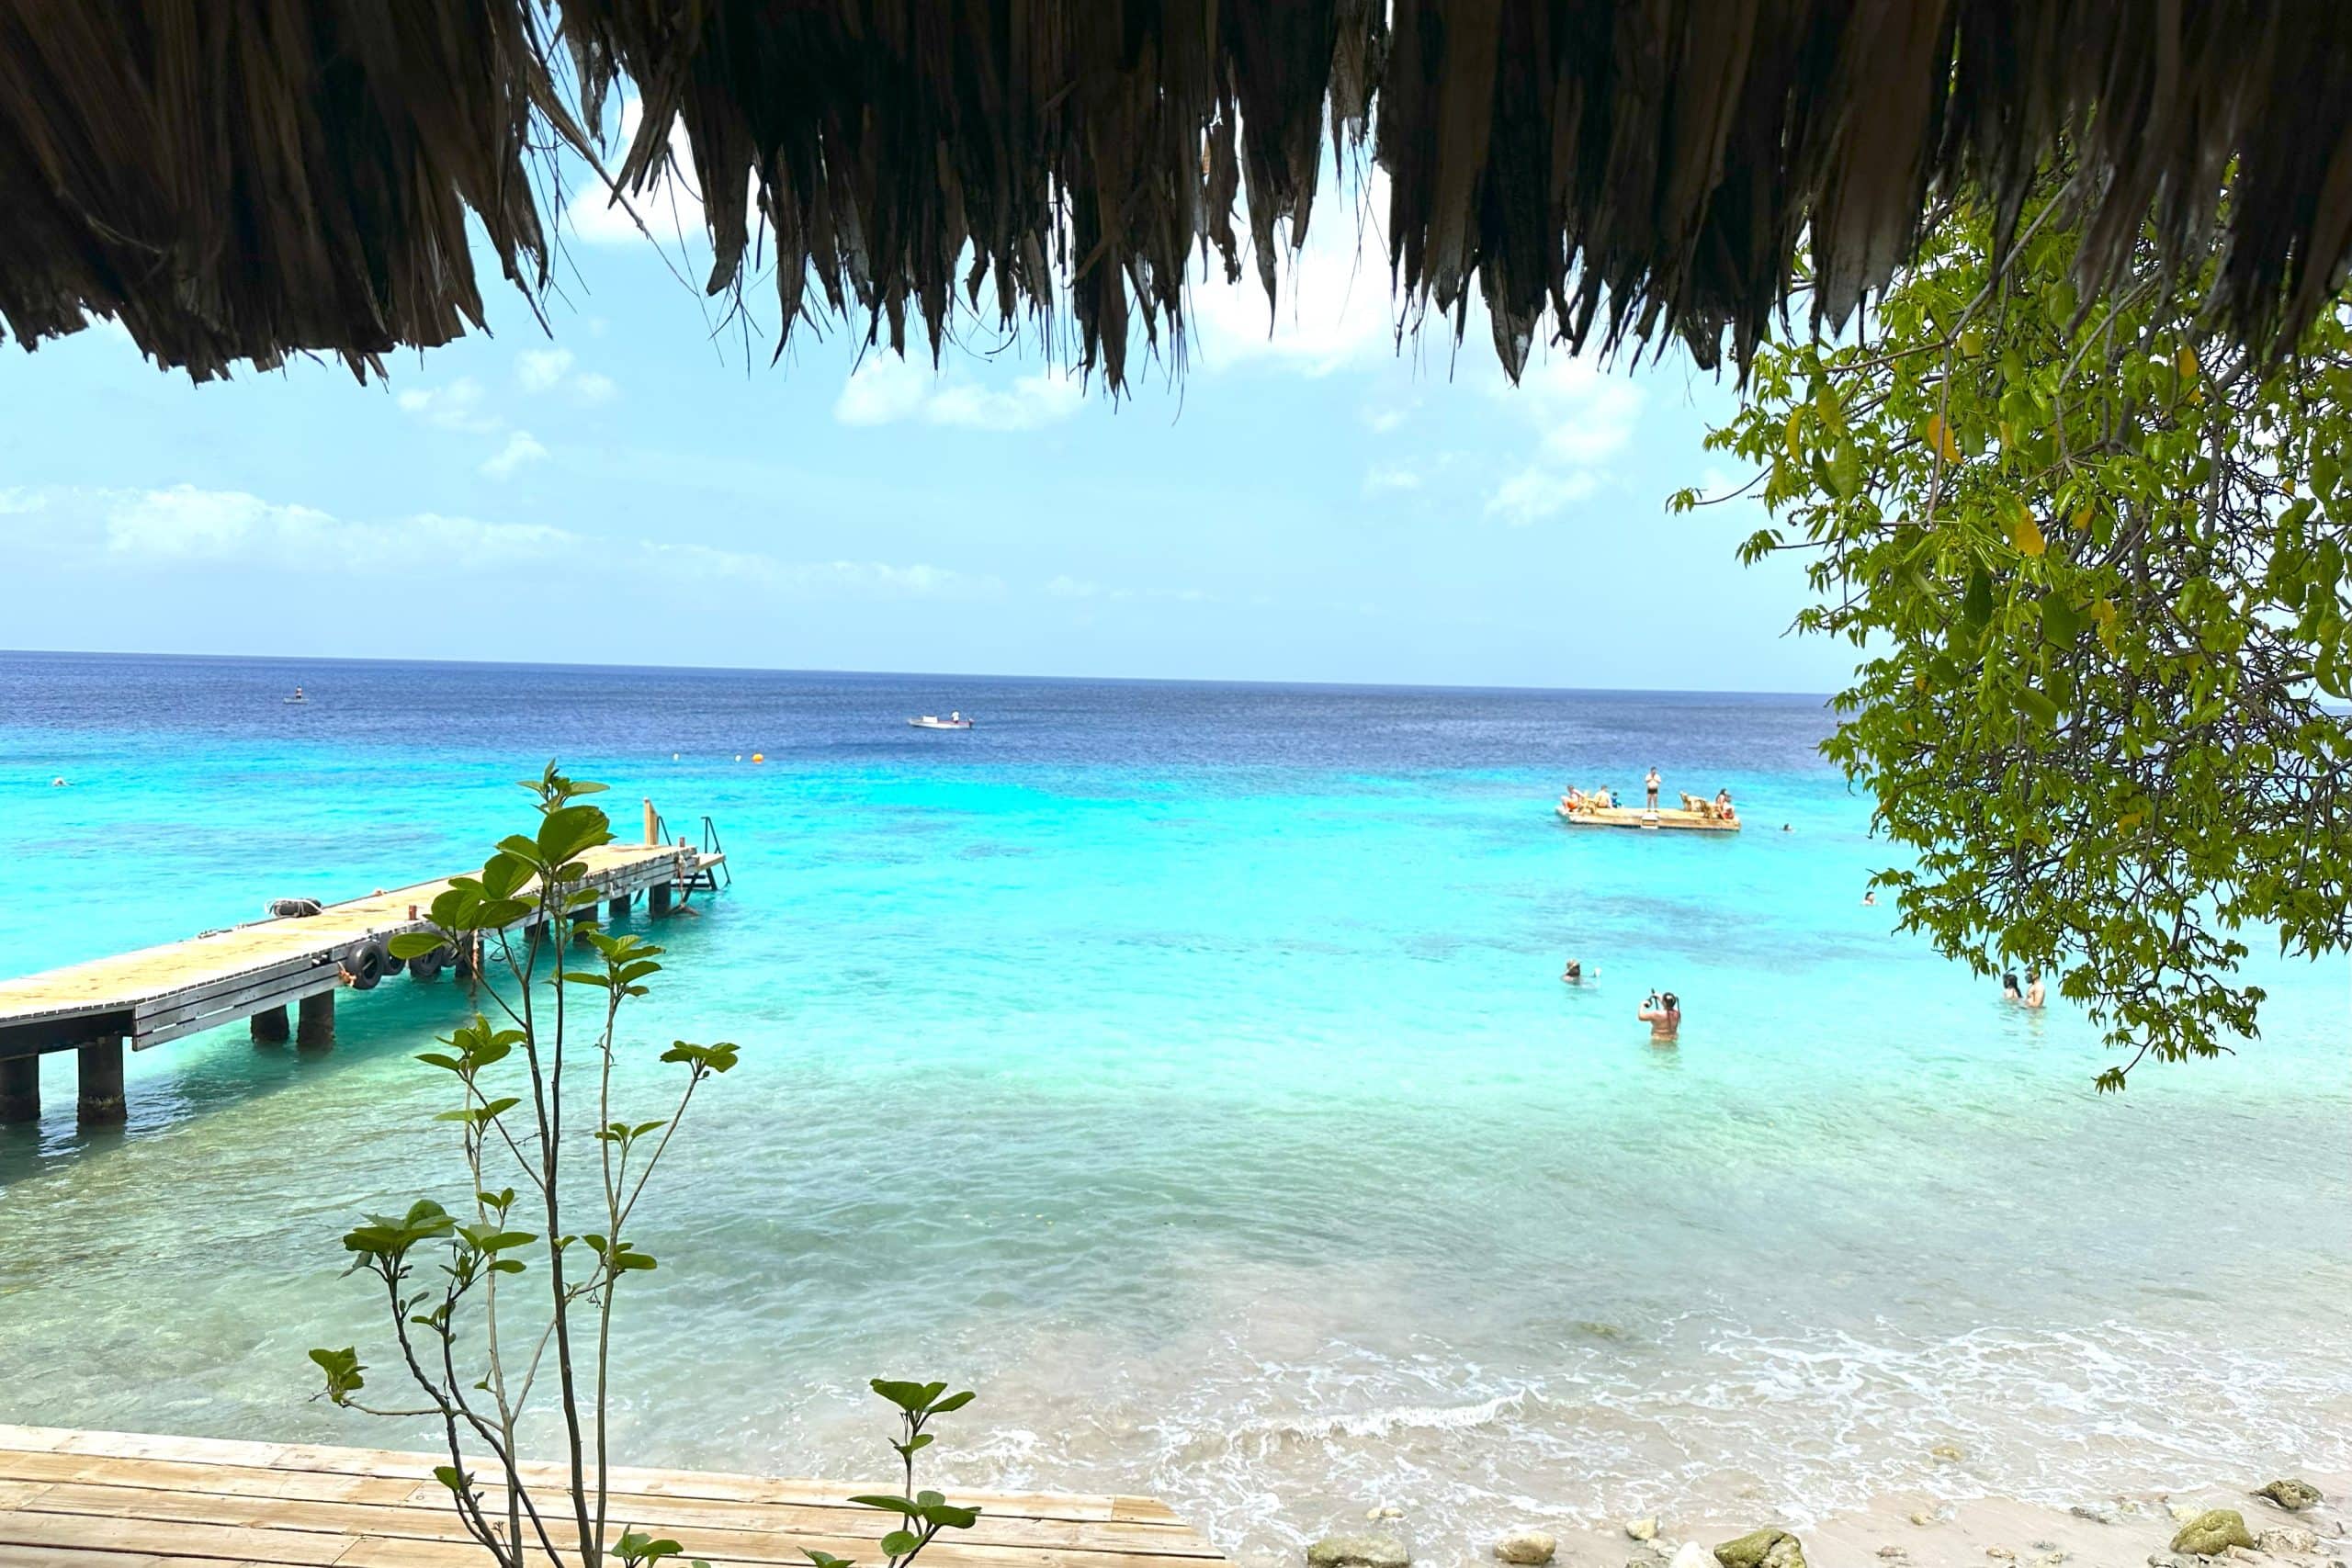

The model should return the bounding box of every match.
[0,147,1847,694]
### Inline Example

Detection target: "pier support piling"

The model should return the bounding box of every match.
[607,893,631,922]
[251,1004,290,1045]
[75,1038,125,1126]
[648,881,673,917]
[296,991,334,1048]
[0,1055,36,1123]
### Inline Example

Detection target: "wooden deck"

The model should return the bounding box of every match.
[0,1425,1221,1568]
[0,816,725,1125]
[0,839,718,1058]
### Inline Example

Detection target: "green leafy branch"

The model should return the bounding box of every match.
[1687,174,2351,1084]
[820,1381,982,1568]
[307,762,741,1566]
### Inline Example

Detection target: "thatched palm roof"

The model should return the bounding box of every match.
[5,3,2348,386]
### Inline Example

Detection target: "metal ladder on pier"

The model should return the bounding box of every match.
[652,811,731,895]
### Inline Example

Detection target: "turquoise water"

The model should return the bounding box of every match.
[0,652,2345,1562]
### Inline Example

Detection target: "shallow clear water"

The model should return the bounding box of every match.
[0,651,2345,1563]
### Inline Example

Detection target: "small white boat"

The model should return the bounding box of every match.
[909,712,972,730]
[283,687,309,705]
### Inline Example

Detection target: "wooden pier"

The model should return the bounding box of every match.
[0,1424,1221,1568]
[0,804,722,1127]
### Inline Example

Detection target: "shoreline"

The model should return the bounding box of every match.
[1324,1472,2352,1568]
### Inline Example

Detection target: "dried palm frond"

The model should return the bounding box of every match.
[6,2,2349,388]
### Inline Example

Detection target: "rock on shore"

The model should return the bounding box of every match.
[1307,1535,1408,1568]
[1712,1529,1808,1568]
[2253,1478,2324,1512]
[2165,1508,2254,1557]
[1491,1529,1555,1564]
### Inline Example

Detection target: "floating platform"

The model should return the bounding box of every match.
[1556,803,1741,832]
[0,807,722,1126]
[0,1423,1222,1568]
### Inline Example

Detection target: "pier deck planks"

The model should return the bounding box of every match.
[0,841,718,1054]
[0,1426,1221,1568]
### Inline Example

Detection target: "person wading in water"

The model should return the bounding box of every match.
[1638,990,1680,1041]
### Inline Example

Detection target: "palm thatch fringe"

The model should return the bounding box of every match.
[5,2,2349,388]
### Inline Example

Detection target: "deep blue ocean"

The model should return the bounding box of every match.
[0,651,2344,1562]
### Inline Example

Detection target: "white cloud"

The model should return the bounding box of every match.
[394,377,497,433]
[93,484,571,567]
[835,355,1082,432]
[515,349,574,391]
[1036,576,1222,607]
[1363,465,1422,496]
[562,97,752,251]
[928,369,1083,431]
[481,432,549,480]
[639,541,1003,601]
[1479,355,1645,524]
[1364,404,1411,434]
[6,483,993,602]
[1509,355,1645,459]
[834,355,932,425]
[1485,467,1601,526]
[1187,168,1399,377]
[516,349,619,404]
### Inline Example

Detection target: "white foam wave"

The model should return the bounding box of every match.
[1197,1388,1538,1450]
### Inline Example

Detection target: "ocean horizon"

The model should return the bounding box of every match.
[0,644,1842,702]
[2,649,2346,1564]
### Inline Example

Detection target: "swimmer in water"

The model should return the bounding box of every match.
[1638,990,1680,1041]
[1561,958,1583,985]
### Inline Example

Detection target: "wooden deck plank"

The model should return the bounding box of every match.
[0,1551,283,1568]
[0,1427,1175,1523]
[0,1428,1220,1568]
[0,1512,347,1565]
[0,1452,1205,1555]
[0,1450,427,1506]
[21,1482,1204,1568]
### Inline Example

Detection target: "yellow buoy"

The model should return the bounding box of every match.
[752,751,765,763]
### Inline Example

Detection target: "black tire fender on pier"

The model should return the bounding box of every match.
[405,944,447,982]
[343,941,388,991]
